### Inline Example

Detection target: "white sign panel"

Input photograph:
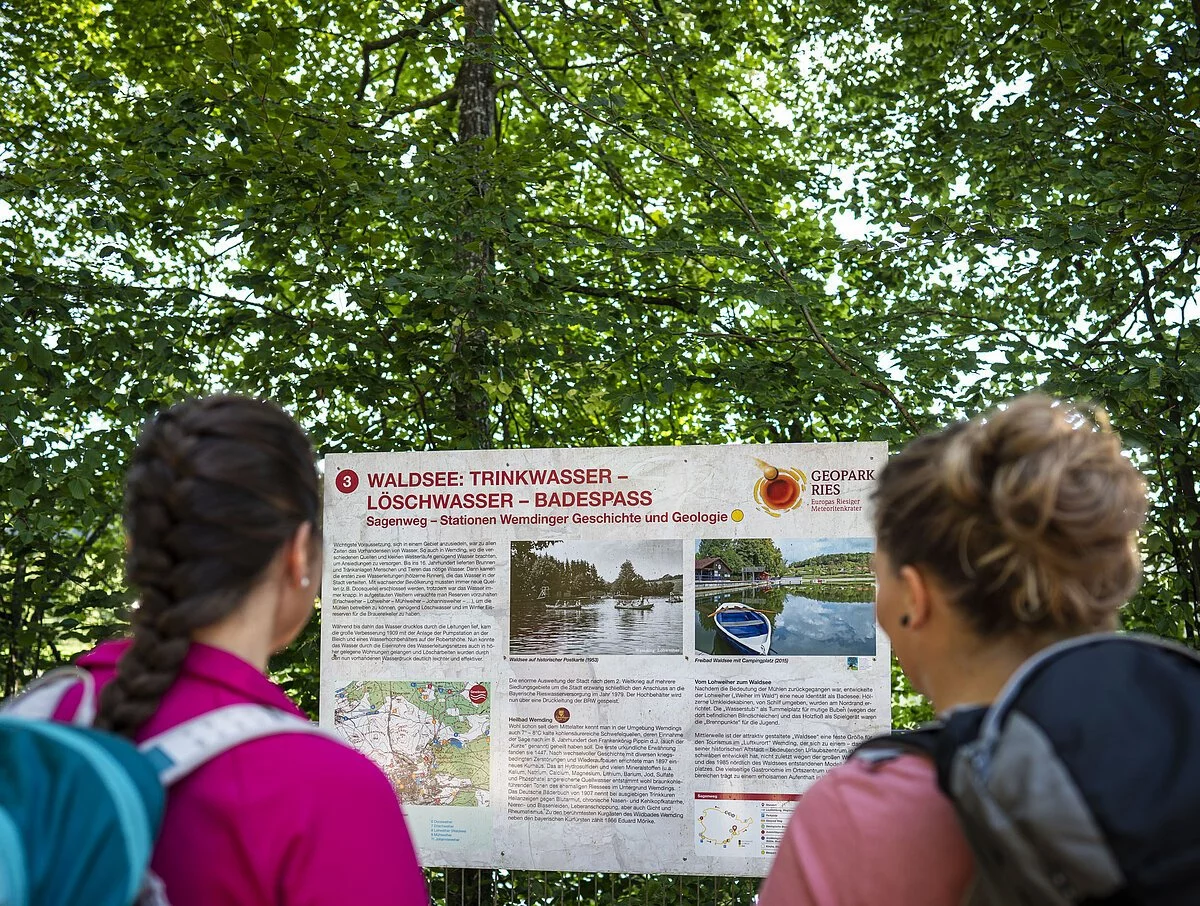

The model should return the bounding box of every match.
[320,442,889,876]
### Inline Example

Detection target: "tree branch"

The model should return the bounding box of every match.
[389,50,411,98]
[1132,246,1161,334]
[375,87,459,127]
[644,55,920,431]
[1077,234,1199,359]
[498,2,585,101]
[30,514,113,677]
[357,1,459,101]
[565,282,695,313]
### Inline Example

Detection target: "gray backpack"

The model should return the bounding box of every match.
[853,633,1200,905]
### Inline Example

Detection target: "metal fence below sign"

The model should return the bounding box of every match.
[426,870,761,906]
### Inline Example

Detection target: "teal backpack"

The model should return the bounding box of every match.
[0,668,327,906]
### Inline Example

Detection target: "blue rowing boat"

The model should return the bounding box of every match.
[713,603,772,655]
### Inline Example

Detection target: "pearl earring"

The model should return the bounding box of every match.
[301,576,311,588]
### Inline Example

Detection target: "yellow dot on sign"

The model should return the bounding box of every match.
[731,509,744,522]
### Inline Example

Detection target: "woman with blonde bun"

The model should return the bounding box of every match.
[758,394,1148,906]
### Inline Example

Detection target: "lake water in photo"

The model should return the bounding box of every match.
[509,596,684,655]
[695,580,877,657]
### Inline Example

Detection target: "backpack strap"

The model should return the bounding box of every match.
[979,630,1200,744]
[0,666,97,725]
[138,703,342,785]
[850,724,943,765]
[850,707,988,794]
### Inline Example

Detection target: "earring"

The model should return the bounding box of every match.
[301,576,311,588]
[899,614,911,628]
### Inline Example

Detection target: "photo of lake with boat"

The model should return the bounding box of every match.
[695,538,876,657]
[509,540,685,655]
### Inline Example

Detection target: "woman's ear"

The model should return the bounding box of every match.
[271,521,318,653]
[285,521,315,590]
[898,564,935,629]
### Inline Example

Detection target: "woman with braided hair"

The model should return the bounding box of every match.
[757,394,1149,906]
[59,395,428,905]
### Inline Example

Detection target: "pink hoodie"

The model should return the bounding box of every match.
[59,641,429,906]
[757,754,974,906]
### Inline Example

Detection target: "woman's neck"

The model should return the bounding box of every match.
[190,584,277,673]
[926,631,1063,714]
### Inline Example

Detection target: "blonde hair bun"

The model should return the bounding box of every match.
[874,394,1147,636]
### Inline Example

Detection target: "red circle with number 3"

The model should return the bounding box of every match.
[335,469,359,494]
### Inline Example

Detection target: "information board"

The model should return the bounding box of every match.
[319,442,889,876]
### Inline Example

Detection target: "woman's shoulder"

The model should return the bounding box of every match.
[802,752,962,838]
[168,726,409,859]
[211,726,393,789]
[759,753,974,906]
[820,749,942,801]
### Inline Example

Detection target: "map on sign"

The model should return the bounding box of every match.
[696,805,755,849]
[334,680,491,806]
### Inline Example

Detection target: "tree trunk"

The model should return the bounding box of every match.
[459,0,497,199]
[450,0,499,449]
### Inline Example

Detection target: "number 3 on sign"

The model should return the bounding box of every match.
[335,470,359,493]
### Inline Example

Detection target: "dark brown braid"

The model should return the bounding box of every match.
[95,395,319,738]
